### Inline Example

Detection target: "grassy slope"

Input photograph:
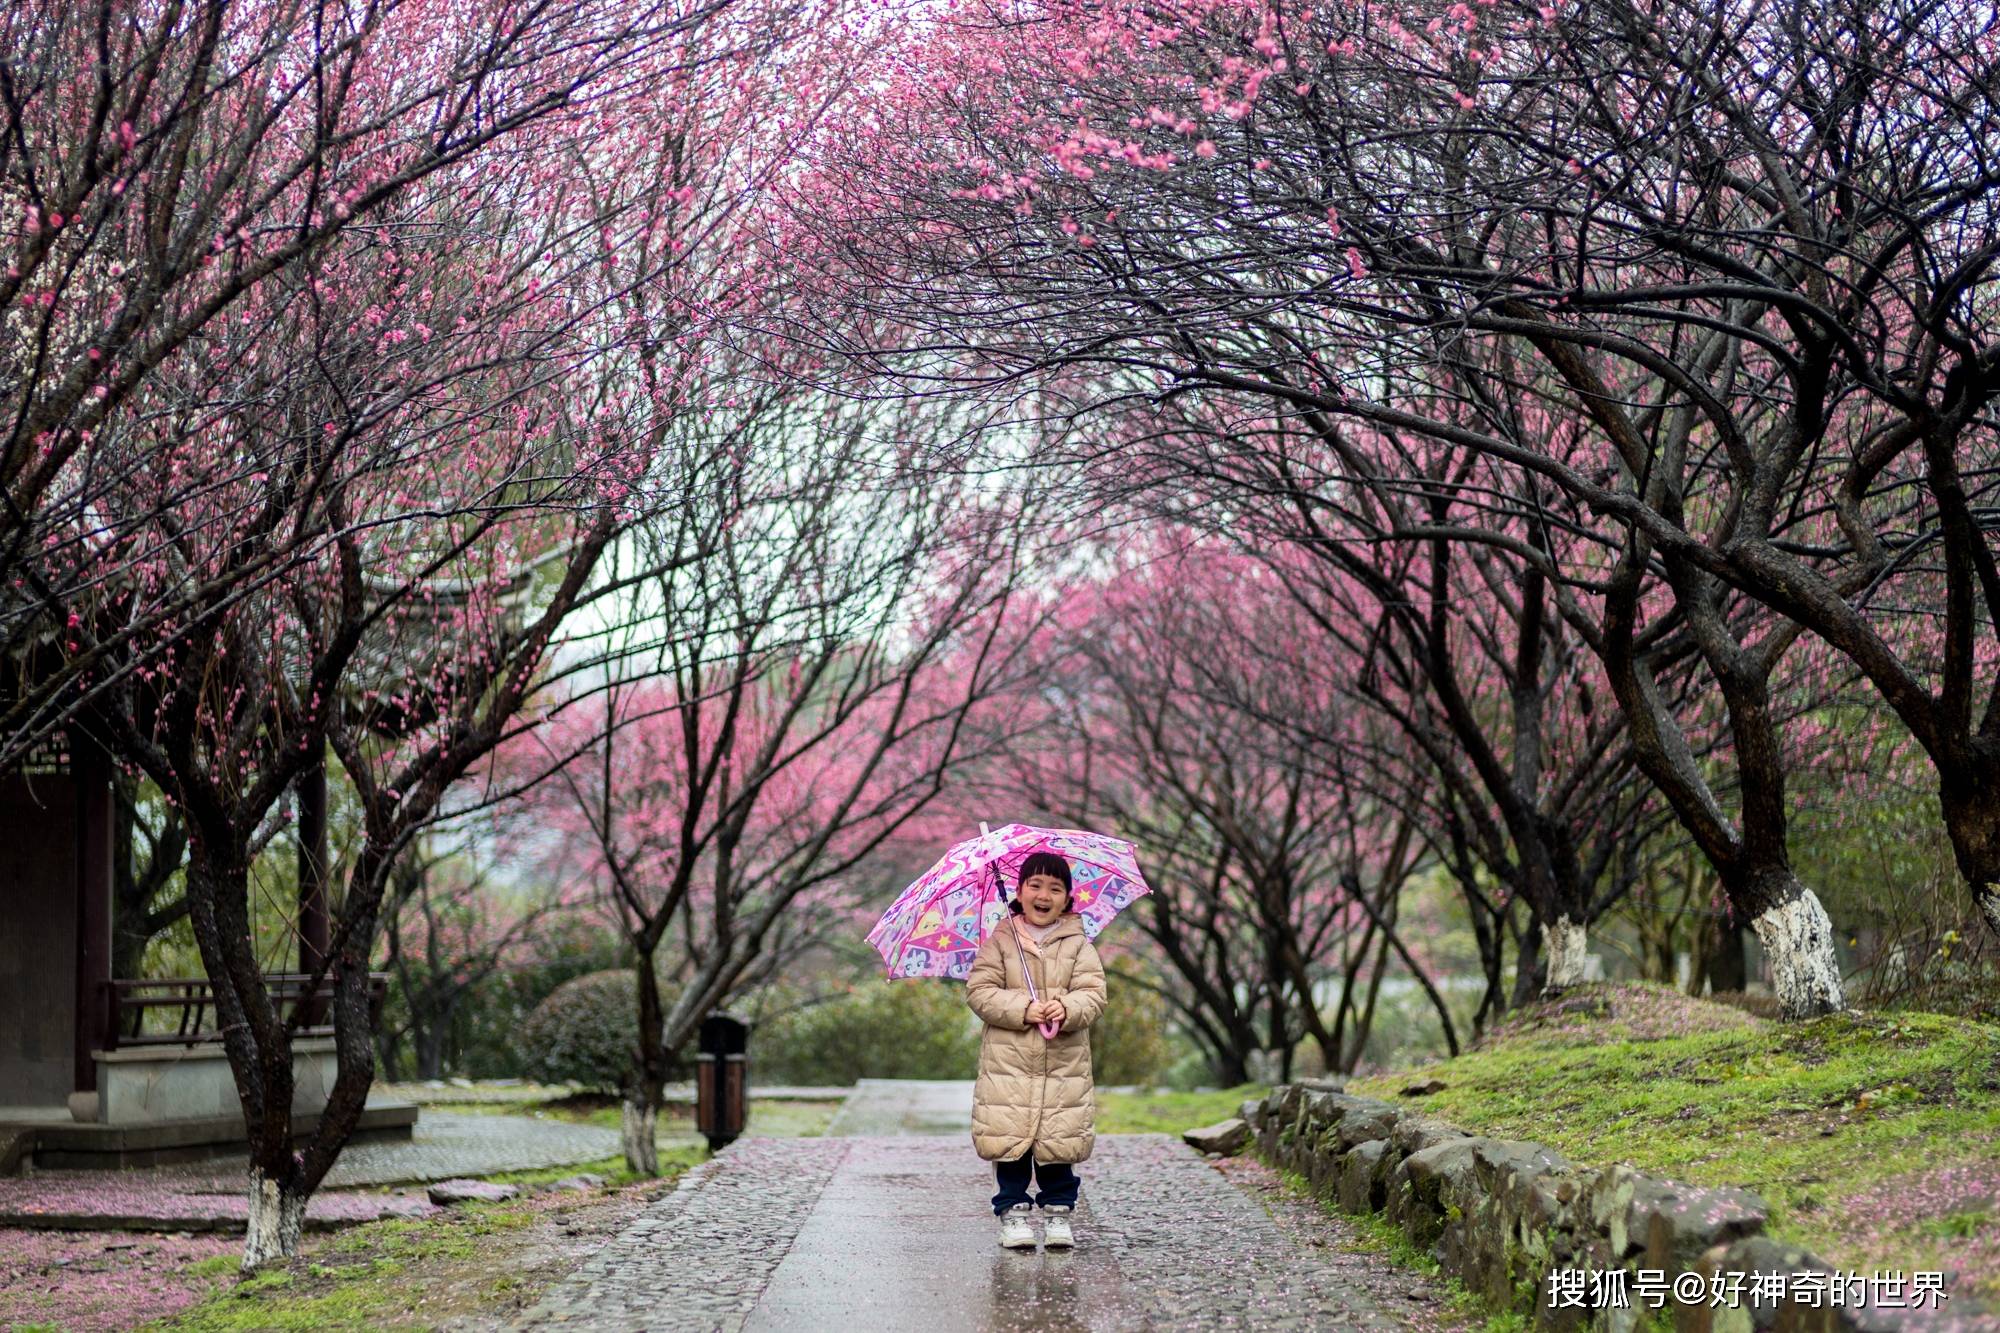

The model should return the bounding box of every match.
[1097,1085,1265,1135]
[1347,984,2000,1297]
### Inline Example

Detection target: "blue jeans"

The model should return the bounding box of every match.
[991,1154,1080,1215]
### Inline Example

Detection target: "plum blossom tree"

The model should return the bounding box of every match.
[10,0,802,1262]
[110,771,189,980]
[1069,398,1650,1007]
[0,0,706,756]
[516,437,1036,1172]
[784,0,2000,1016]
[981,536,1454,1079]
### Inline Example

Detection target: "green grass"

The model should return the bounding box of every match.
[484,1147,705,1190]
[744,1099,842,1137]
[1096,1084,1265,1134]
[1300,1170,1442,1276]
[185,1255,241,1279]
[1345,984,2000,1292]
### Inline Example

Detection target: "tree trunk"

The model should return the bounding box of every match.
[1343,927,1395,1072]
[1748,878,1845,1020]
[1511,918,1544,1007]
[621,1098,659,1174]
[183,842,305,1267]
[1468,900,1506,1036]
[1208,1047,1250,1087]
[242,1168,306,1272]
[414,1015,452,1082]
[110,787,142,980]
[1705,915,1748,994]
[625,945,666,1176]
[1540,915,1590,995]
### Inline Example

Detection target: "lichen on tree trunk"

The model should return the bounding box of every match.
[621,1098,658,1176]
[1540,915,1590,995]
[242,1168,305,1270]
[1751,888,1844,1021]
[1980,885,2000,936]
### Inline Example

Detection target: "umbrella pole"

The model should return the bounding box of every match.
[997,861,1060,1040]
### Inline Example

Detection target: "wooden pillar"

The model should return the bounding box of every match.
[297,752,331,1023]
[72,738,113,1093]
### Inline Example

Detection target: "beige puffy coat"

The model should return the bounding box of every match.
[965,913,1108,1163]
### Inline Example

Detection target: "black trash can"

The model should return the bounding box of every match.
[695,1012,751,1151]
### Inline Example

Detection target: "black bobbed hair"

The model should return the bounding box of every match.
[1009,850,1074,915]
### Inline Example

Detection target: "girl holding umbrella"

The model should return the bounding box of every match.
[868,824,1151,1252]
[967,849,1106,1249]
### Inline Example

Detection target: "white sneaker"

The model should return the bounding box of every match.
[998,1204,1036,1249]
[1041,1206,1074,1248]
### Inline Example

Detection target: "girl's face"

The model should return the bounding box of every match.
[1019,873,1069,925]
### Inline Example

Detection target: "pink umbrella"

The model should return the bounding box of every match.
[868,822,1152,1024]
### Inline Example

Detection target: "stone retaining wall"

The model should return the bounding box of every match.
[1248,1081,1959,1333]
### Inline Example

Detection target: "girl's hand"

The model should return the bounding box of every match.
[1043,998,1066,1027]
[1025,1000,1049,1025]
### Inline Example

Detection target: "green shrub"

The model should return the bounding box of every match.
[1090,966,1179,1086]
[518,970,640,1092]
[751,969,1183,1086]
[753,983,979,1084]
[456,918,626,1079]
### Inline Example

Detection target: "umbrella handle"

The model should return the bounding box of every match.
[1001,887,1062,1042]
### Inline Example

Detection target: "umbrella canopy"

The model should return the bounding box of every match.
[869,822,1152,980]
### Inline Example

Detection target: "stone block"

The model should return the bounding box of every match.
[1300,1087,1344,1129]
[1338,1139,1391,1213]
[1392,1114,1470,1155]
[1471,1138,1571,1199]
[1638,1182,1766,1273]
[1586,1165,1651,1259]
[92,1039,340,1126]
[1183,1118,1251,1156]
[1332,1096,1401,1150]
[1390,1136,1480,1245]
[1299,1091,1399,1150]
[1308,1134,1346,1196]
[428,1179,521,1205]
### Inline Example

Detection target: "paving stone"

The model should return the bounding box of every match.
[517,1138,846,1332]
[379,1083,854,1107]
[1087,1136,1405,1331]
[822,1079,974,1136]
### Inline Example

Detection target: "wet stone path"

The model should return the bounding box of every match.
[167,1111,620,1190]
[516,1081,1455,1332]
